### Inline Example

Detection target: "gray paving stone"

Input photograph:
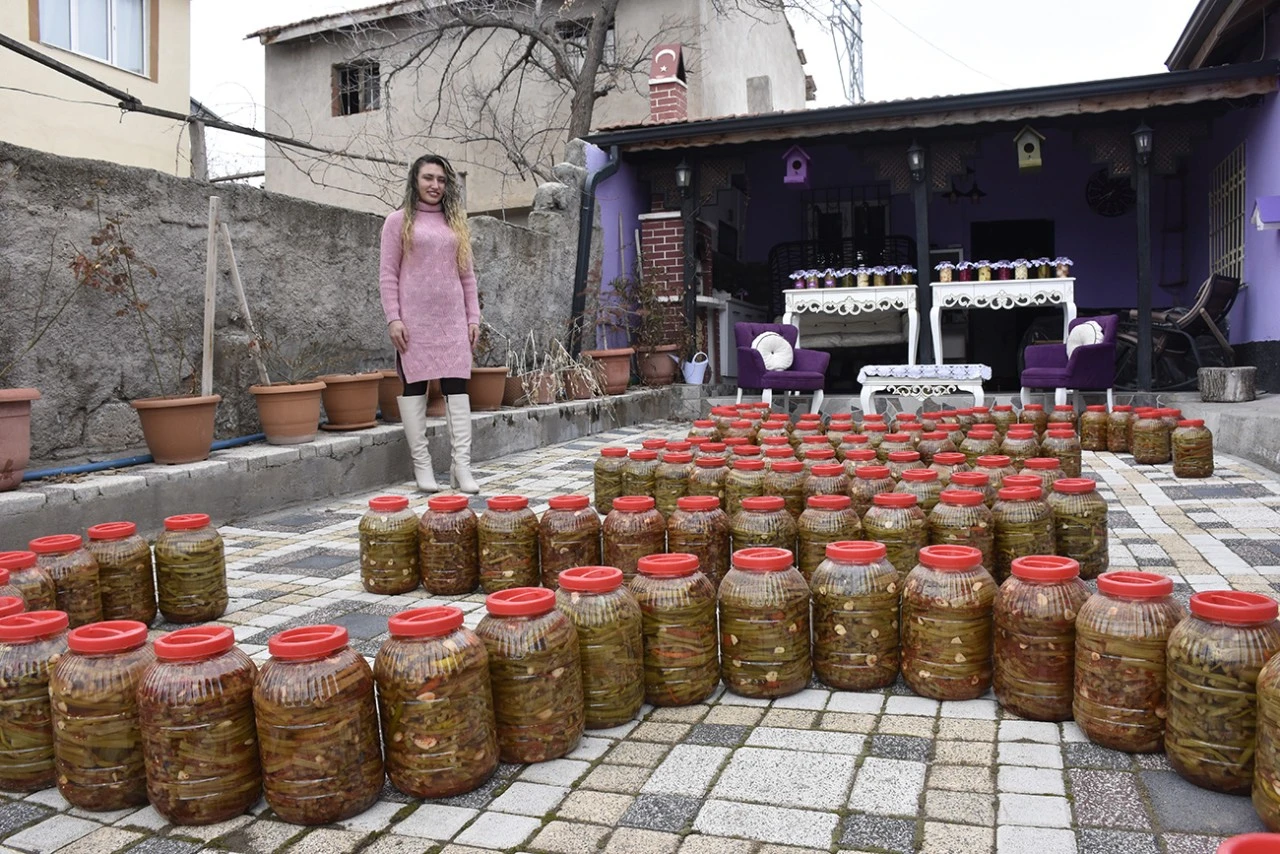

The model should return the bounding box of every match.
[123,840,203,854]
[0,803,53,837]
[1163,833,1230,854]
[744,726,866,755]
[693,800,839,848]
[997,766,1066,796]
[3,815,100,854]
[619,794,702,832]
[1068,770,1151,830]
[453,812,540,849]
[838,813,916,854]
[1139,771,1265,835]
[392,804,478,840]
[684,724,749,747]
[712,747,856,810]
[997,793,1073,828]
[848,757,926,817]
[1078,829,1160,854]
[995,825,1077,854]
[643,745,731,798]
[489,782,569,817]
[1064,742,1133,770]
[869,734,932,762]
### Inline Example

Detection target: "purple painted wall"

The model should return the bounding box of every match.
[587,143,648,348]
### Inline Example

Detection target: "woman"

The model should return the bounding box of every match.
[379,154,480,493]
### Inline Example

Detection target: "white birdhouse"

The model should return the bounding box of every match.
[1014,126,1045,171]
[782,145,810,187]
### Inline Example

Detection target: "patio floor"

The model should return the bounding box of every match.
[4,420,1280,854]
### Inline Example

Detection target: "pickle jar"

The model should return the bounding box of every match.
[756,419,790,445]
[797,495,863,583]
[1131,411,1171,465]
[851,465,898,518]
[1022,457,1066,492]
[887,450,925,481]
[719,547,811,698]
[970,405,994,427]
[138,626,261,825]
[1166,591,1280,794]
[992,404,1017,435]
[792,418,824,445]
[1047,478,1108,579]
[828,414,855,434]
[1254,641,1280,828]
[0,551,56,611]
[731,444,763,462]
[993,556,1090,721]
[991,486,1055,584]
[687,437,711,458]
[154,514,227,624]
[360,495,421,595]
[764,445,796,468]
[556,566,644,729]
[891,412,917,432]
[255,625,383,824]
[631,554,719,705]
[1001,426,1041,470]
[1129,408,1157,450]
[862,492,928,582]
[764,459,808,519]
[1020,403,1049,437]
[1048,404,1078,432]
[50,620,155,810]
[1074,571,1185,753]
[687,419,718,440]
[797,434,833,461]
[655,452,693,516]
[594,447,629,513]
[538,495,602,589]
[0,610,69,792]
[929,451,969,486]
[928,489,995,570]
[726,458,767,517]
[478,495,540,592]
[477,588,584,762]
[711,406,738,436]
[724,419,757,443]
[1042,429,1083,479]
[800,448,836,474]
[1107,405,1133,454]
[843,448,879,479]
[667,497,731,589]
[938,421,965,447]
[955,408,976,431]
[374,607,498,799]
[1079,405,1109,451]
[858,413,886,433]
[623,449,660,499]
[642,438,670,452]
[901,545,997,701]
[0,588,22,614]
[420,495,480,595]
[959,427,1000,467]
[1173,419,1214,478]
[1160,408,1184,432]
[878,432,913,462]
[805,462,850,500]
[29,535,103,629]
[945,470,996,508]
[975,455,1017,491]
[896,468,942,514]
[810,541,899,690]
[603,496,666,581]
[917,431,957,464]
[688,456,729,506]
[862,422,888,452]
[731,495,798,554]
[85,523,156,625]
[900,423,926,447]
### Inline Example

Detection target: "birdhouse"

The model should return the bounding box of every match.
[1014,126,1045,171]
[782,145,810,187]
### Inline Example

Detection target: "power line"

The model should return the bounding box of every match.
[862,0,1009,88]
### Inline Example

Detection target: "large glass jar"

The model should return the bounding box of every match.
[360,495,420,595]
[975,455,1017,491]
[992,486,1055,584]
[756,419,790,445]
[763,460,807,519]
[1166,591,1280,794]
[1042,430,1083,478]
[764,446,797,469]
[851,465,896,518]
[687,419,718,440]
[1074,572,1185,753]
[731,444,763,463]
[929,451,969,487]
[623,449,660,498]
[726,459,767,517]
[959,428,1000,467]
[1021,457,1066,492]
[642,438,669,452]
[1001,427,1041,470]
[85,523,156,625]
[792,418,825,445]
[1047,478,1108,579]
[687,437,711,458]
[1048,404,1078,432]
[1160,408,1184,432]
[139,626,261,824]
[877,433,913,463]
[828,414,855,435]
[896,468,942,513]
[478,495,540,592]
[1080,405,1109,451]
[688,456,729,506]
[862,423,888,452]
[1131,412,1171,465]
[667,497,731,589]
[29,535,102,629]
[901,545,997,700]
[916,432,957,465]
[802,448,838,472]
[992,404,1017,435]
[655,452,693,516]
[50,620,154,810]
[700,441,728,459]
[556,566,644,729]
[477,588,584,762]
[955,408,976,432]
[1129,408,1157,450]
[0,610,69,791]
[154,514,227,624]
[374,607,498,799]
[603,496,666,581]
[1107,406,1133,454]
[255,626,383,824]
[731,495,798,554]
[420,495,479,595]
[892,412,918,432]
[938,421,965,447]
[593,447,628,513]
[805,462,850,500]
[886,450,925,481]
[862,492,928,582]
[1173,420,1214,478]
[993,556,1090,721]
[1020,403,1048,438]
[810,541,899,690]
[899,423,925,447]
[0,574,22,608]
[945,470,996,508]
[1256,653,1280,828]
[928,489,995,570]
[631,554,718,705]
[970,405,994,427]
[858,413,886,433]
[797,495,863,583]
[843,448,879,480]
[797,435,833,461]
[719,547,811,699]
[724,419,757,444]
[539,495,602,589]
[711,406,738,436]
[0,552,56,611]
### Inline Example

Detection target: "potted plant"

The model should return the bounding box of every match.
[243,328,328,445]
[629,266,685,387]
[580,275,635,395]
[508,331,561,407]
[316,370,382,430]
[469,321,509,411]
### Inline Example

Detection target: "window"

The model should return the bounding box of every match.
[555,19,615,74]
[1209,143,1246,281]
[38,0,146,75]
[334,61,381,116]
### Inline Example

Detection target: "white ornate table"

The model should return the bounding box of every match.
[929,278,1076,366]
[856,363,992,415]
[783,285,919,366]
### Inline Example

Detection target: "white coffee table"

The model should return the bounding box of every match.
[857,363,992,414]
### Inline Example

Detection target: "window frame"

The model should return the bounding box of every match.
[555,19,616,75]
[1208,142,1246,282]
[332,60,382,117]
[35,0,151,78]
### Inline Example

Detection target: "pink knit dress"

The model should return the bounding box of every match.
[378,202,480,383]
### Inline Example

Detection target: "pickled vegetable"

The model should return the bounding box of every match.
[420,495,480,595]
[763,459,807,518]
[667,497,731,589]
[719,547,811,698]
[1021,457,1066,492]
[992,486,1055,584]
[1107,406,1133,454]
[0,610,69,791]
[731,495,798,554]
[805,462,850,500]
[360,495,420,595]
[29,535,102,629]
[688,456,729,506]
[992,405,1017,435]
[861,492,927,583]
[1048,404,1078,432]
[726,459,767,517]
[623,449,660,499]
[1047,478,1108,579]
[1042,430,1082,479]
[556,567,644,728]
[85,523,156,625]
[603,496,666,581]
[886,450,925,482]
[1173,420,1214,478]
[1253,646,1280,828]
[1000,427,1041,471]
[1131,414,1171,465]
[810,541,899,690]
[974,455,1016,491]
[851,465,897,518]
[862,423,888,451]
[0,551,58,612]
[959,428,1000,467]
[944,470,996,508]
[631,554,718,706]
[916,431,958,465]
[1020,403,1048,438]
[655,452,693,516]
[797,495,863,583]
[928,451,969,487]
[594,447,628,513]
[928,489,994,570]
[154,514,227,624]
[1080,405,1109,451]
[896,468,942,513]
[478,495,540,593]
[539,495,602,589]
[901,545,996,701]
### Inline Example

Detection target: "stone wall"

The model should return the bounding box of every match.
[0,140,592,463]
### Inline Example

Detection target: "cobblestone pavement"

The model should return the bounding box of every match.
[5,420,1280,854]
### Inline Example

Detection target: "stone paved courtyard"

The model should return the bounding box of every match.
[5,419,1280,854]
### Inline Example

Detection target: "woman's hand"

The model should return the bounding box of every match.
[468,324,480,348]
[388,320,409,354]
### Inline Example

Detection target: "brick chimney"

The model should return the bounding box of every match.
[648,44,687,123]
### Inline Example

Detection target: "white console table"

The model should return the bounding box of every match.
[929,278,1076,366]
[783,285,919,366]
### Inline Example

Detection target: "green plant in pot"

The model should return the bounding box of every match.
[579,275,636,395]
[245,326,331,444]
[629,264,688,387]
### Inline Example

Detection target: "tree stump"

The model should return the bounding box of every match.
[1198,367,1256,402]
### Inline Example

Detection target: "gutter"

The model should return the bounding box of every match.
[569,145,621,357]
[1166,0,1237,70]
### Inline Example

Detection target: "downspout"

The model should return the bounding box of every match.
[569,145,621,357]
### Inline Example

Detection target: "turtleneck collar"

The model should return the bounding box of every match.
[415,201,442,213]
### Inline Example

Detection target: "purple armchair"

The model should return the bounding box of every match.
[1020,315,1118,409]
[734,322,831,413]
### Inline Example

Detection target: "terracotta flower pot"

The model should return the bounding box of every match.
[638,345,680,387]
[0,388,41,490]
[468,366,509,411]
[565,371,595,400]
[317,372,381,430]
[250,381,326,445]
[131,394,221,465]
[427,379,445,416]
[581,347,633,395]
[524,371,556,406]
[377,369,402,422]
[502,376,526,407]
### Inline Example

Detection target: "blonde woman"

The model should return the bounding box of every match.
[378,154,480,493]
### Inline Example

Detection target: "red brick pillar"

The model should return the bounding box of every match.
[638,211,686,344]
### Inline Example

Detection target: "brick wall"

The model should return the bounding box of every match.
[639,213,686,346]
[649,81,688,123]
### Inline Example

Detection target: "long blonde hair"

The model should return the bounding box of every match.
[399,154,472,273]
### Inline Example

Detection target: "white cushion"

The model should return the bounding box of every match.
[751,331,794,371]
[1065,321,1104,358]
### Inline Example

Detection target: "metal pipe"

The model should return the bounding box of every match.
[22,434,267,482]
[569,145,621,356]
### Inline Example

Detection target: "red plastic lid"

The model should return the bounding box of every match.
[693,420,715,428]
[1024,458,1062,471]
[29,534,84,554]
[766,448,796,459]
[932,452,967,465]
[825,540,887,562]
[741,496,786,512]
[972,406,990,414]
[695,456,727,468]
[846,449,878,462]
[998,486,1043,501]
[87,522,138,541]
[1190,591,1279,625]
[857,465,892,480]
[956,409,974,416]
[1164,408,1183,418]
[1053,405,1074,411]
[1053,478,1097,494]
[723,437,749,447]
[883,433,910,442]
[1007,424,1036,433]
[666,441,692,452]
[920,431,949,441]
[711,406,737,415]
[919,544,983,571]
[687,437,709,447]
[977,455,1012,468]
[873,492,918,508]
[487,495,529,511]
[1047,428,1077,437]
[1216,834,1280,854]
[763,418,790,428]
[807,494,852,510]
[0,610,69,642]
[900,422,923,431]
[771,460,804,473]
[950,471,990,486]
[630,449,659,460]
[887,451,921,462]
[1097,571,1174,598]
[732,459,764,471]
[940,489,984,506]
[863,423,888,433]
[662,452,694,464]
[901,468,938,482]
[1012,555,1080,582]
[612,496,657,512]
[559,565,624,593]
[896,413,919,422]
[0,597,23,618]
[733,547,794,572]
[762,436,792,446]
[1114,405,1133,412]
[830,415,854,424]
[485,587,557,617]
[1003,475,1043,489]
[994,405,1014,412]
[269,624,350,660]
[863,413,885,421]
[811,463,846,477]
[549,495,591,511]
[389,606,464,638]
[0,568,7,586]
[154,625,235,661]
[1024,404,1044,411]
[729,420,754,429]
[165,514,212,531]
[643,438,670,449]
[369,495,410,513]
[1086,405,1107,412]
[968,425,998,435]
[638,553,700,577]
[600,447,628,458]
[428,495,470,513]
[801,435,830,445]
[798,413,822,421]
[732,445,763,456]
[677,496,721,512]
[68,620,149,654]
[1178,419,1206,428]
[0,551,37,570]
[807,450,837,461]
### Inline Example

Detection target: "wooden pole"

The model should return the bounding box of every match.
[201,196,219,397]
[219,222,271,386]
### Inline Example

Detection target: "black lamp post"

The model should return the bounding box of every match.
[907,140,933,363]
[1134,123,1154,392]
[907,142,925,184]
[674,159,692,196]
[676,158,698,349]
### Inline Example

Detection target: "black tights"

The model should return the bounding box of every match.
[403,377,467,397]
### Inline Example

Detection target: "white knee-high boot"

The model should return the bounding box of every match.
[445,394,479,494]
[397,395,439,492]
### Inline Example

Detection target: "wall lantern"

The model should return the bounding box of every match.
[1133,124,1153,167]
[675,158,692,195]
[906,142,924,183]
[781,145,811,188]
[1013,125,1045,171]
